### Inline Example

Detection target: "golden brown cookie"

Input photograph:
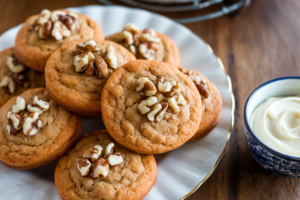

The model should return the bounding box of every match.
[106,23,180,68]
[45,39,136,116]
[101,60,202,154]
[180,69,222,142]
[0,47,45,108]
[55,130,157,200]
[0,88,81,170]
[15,9,104,72]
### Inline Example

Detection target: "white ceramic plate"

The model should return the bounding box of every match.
[0,5,234,200]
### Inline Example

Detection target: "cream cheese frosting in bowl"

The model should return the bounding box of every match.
[244,77,300,177]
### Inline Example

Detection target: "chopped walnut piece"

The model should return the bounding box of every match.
[94,56,108,79]
[6,56,26,73]
[58,14,76,31]
[136,77,157,96]
[0,76,15,95]
[104,143,115,158]
[120,31,133,45]
[108,152,123,166]
[7,112,23,135]
[196,82,210,98]
[38,20,52,39]
[157,76,173,92]
[91,158,109,178]
[139,43,155,60]
[165,82,180,97]
[168,94,186,114]
[147,102,168,122]
[83,145,103,162]
[77,159,91,176]
[51,21,71,40]
[85,61,95,77]
[74,52,95,72]
[189,72,210,98]
[27,96,49,115]
[106,45,117,69]
[12,97,26,113]
[50,11,66,22]
[124,23,140,34]
[76,40,99,53]
[140,28,161,43]
[14,73,30,88]
[41,9,51,19]
[23,112,42,136]
[138,96,158,115]
[129,45,136,55]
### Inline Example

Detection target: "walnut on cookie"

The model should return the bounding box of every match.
[73,40,117,79]
[1,56,30,95]
[117,23,161,59]
[6,96,49,136]
[77,143,123,178]
[136,76,186,121]
[31,9,79,40]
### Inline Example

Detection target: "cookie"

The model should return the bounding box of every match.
[106,23,181,68]
[0,88,81,170]
[45,39,136,116]
[55,130,157,200]
[180,69,222,142]
[15,9,104,72]
[101,60,202,154]
[0,47,45,108]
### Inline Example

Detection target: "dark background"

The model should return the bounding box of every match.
[1,0,300,199]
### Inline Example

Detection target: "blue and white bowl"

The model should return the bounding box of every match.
[244,77,300,178]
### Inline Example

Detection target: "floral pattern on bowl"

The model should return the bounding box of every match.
[244,125,300,178]
[244,77,300,178]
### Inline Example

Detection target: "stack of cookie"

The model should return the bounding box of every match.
[0,9,222,200]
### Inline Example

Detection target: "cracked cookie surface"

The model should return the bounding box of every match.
[0,88,81,170]
[45,40,136,116]
[55,130,156,200]
[101,60,202,154]
[15,10,104,71]
[0,48,45,108]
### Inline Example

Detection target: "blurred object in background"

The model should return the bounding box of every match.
[98,0,251,23]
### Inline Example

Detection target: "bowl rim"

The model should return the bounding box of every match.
[244,76,300,161]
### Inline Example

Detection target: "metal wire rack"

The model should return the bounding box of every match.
[98,0,251,23]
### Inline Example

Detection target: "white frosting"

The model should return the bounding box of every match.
[251,96,300,157]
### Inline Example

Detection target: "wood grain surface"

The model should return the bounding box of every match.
[1,0,299,199]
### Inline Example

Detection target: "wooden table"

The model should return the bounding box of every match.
[1,0,299,199]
